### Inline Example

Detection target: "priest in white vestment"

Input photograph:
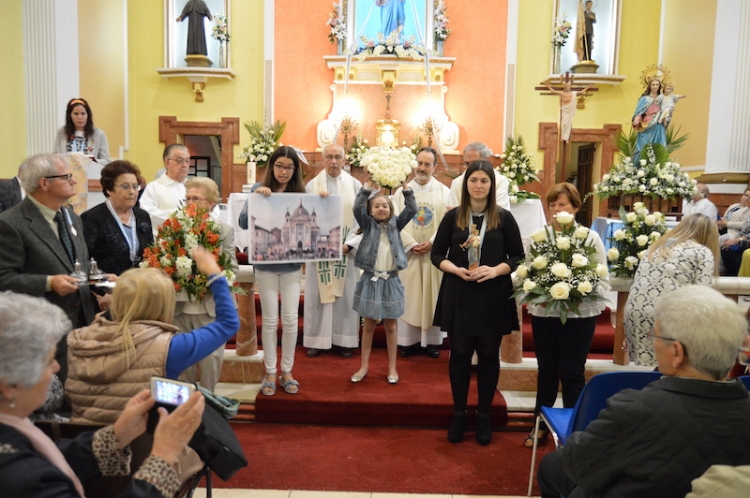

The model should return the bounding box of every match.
[449,141,510,210]
[393,147,451,358]
[303,144,362,358]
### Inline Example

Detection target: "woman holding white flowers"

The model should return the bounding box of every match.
[625,214,718,366]
[432,161,524,446]
[525,183,607,448]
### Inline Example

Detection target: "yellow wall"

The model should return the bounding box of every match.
[0,0,27,176]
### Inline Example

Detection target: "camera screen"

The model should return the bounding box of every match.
[154,380,190,406]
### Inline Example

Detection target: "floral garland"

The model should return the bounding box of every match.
[499,135,540,204]
[552,15,572,47]
[606,204,670,278]
[592,143,697,200]
[513,211,609,324]
[346,134,369,168]
[140,204,240,302]
[327,2,346,44]
[239,120,286,168]
[211,14,230,43]
[356,31,425,61]
[360,145,417,190]
[434,4,451,41]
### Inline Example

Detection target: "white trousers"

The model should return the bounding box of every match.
[255,268,302,375]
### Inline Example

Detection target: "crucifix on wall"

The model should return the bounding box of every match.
[535,72,598,179]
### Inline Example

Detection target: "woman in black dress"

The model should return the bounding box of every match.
[431,160,524,445]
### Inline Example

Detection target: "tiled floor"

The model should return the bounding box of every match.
[191,490,529,498]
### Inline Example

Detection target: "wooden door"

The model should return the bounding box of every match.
[576,143,595,226]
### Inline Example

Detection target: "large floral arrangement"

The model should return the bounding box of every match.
[360,145,417,190]
[140,205,240,302]
[356,32,425,61]
[434,4,451,41]
[327,2,346,44]
[592,143,697,200]
[499,135,540,204]
[346,134,369,168]
[552,15,572,47]
[606,204,670,278]
[211,14,230,43]
[513,211,609,324]
[239,120,286,168]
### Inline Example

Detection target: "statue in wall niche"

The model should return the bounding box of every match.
[176,0,213,56]
[376,0,405,39]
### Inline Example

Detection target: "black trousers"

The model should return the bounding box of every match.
[721,248,743,276]
[532,315,596,414]
[448,333,502,414]
[538,449,580,498]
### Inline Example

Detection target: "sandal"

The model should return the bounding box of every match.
[524,428,549,448]
[261,375,276,396]
[279,375,300,394]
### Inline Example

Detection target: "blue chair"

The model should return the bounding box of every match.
[527,371,662,496]
[737,375,750,391]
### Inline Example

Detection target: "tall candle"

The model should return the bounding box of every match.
[246,161,256,185]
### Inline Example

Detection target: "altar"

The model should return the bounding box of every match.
[509,199,547,249]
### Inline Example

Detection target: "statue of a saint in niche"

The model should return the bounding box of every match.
[376,0,405,38]
[176,0,213,56]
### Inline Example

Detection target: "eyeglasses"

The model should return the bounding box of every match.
[168,158,191,165]
[324,154,344,162]
[115,183,141,191]
[738,347,750,366]
[45,174,73,182]
[646,328,688,354]
[273,164,296,172]
[185,196,208,203]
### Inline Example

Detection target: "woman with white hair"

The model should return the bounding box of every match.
[0,291,205,497]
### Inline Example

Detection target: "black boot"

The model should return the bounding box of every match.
[476,411,492,446]
[447,411,467,443]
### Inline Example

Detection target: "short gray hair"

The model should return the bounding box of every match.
[463,141,493,159]
[655,285,748,379]
[185,176,220,204]
[18,154,61,194]
[0,292,70,388]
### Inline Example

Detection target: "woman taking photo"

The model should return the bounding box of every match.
[431,160,524,446]
[625,214,718,366]
[240,146,306,396]
[53,98,111,165]
[0,291,205,498]
[525,182,608,448]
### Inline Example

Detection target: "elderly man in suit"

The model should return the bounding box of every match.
[0,153,95,384]
[0,163,25,212]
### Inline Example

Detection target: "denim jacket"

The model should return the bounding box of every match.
[353,187,417,272]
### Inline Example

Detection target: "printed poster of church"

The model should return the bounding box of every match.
[246,193,343,264]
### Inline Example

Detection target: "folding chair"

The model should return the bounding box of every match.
[527,371,662,496]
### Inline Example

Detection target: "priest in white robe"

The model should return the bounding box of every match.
[393,147,451,358]
[303,144,362,358]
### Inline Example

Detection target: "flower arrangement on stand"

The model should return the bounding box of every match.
[360,146,417,190]
[356,31,426,61]
[326,2,346,45]
[592,143,697,200]
[552,15,572,47]
[346,134,369,168]
[513,211,609,324]
[499,136,540,204]
[239,120,286,168]
[140,205,242,302]
[211,14,230,43]
[606,204,670,278]
[434,3,451,42]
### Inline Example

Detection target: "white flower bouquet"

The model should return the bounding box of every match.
[346,134,369,168]
[552,16,572,47]
[513,211,609,324]
[239,120,286,168]
[499,135,540,204]
[434,4,451,41]
[606,203,670,278]
[592,143,697,200]
[327,2,346,44]
[211,14,230,43]
[356,32,425,61]
[360,146,417,190]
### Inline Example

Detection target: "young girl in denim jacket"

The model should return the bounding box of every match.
[350,181,417,385]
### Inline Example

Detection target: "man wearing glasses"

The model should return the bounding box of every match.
[0,153,95,385]
[537,285,750,498]
[448,141,510,210]
[303,143,362,359]
[140,143,191,235]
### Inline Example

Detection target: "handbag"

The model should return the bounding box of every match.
[188,398,248,481]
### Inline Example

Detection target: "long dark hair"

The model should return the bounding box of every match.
[64,98,95,139]
[262,146,305,193]
[457,160,500,230]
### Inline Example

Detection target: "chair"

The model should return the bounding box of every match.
[527,371,662,496]
[737,375,750,391]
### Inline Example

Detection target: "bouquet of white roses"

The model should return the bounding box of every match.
[346,134,369,168]
[592,143,697,200]
[606,203,670,278]
[239,120,286,168]
[211,14,230,43]
[434,4,451,41]
[513,211,609,324]
[499,135,540,204]
[326,2,346,44]
[552,16,572,47]
[356,32,425,61]
[360,146,416,190]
